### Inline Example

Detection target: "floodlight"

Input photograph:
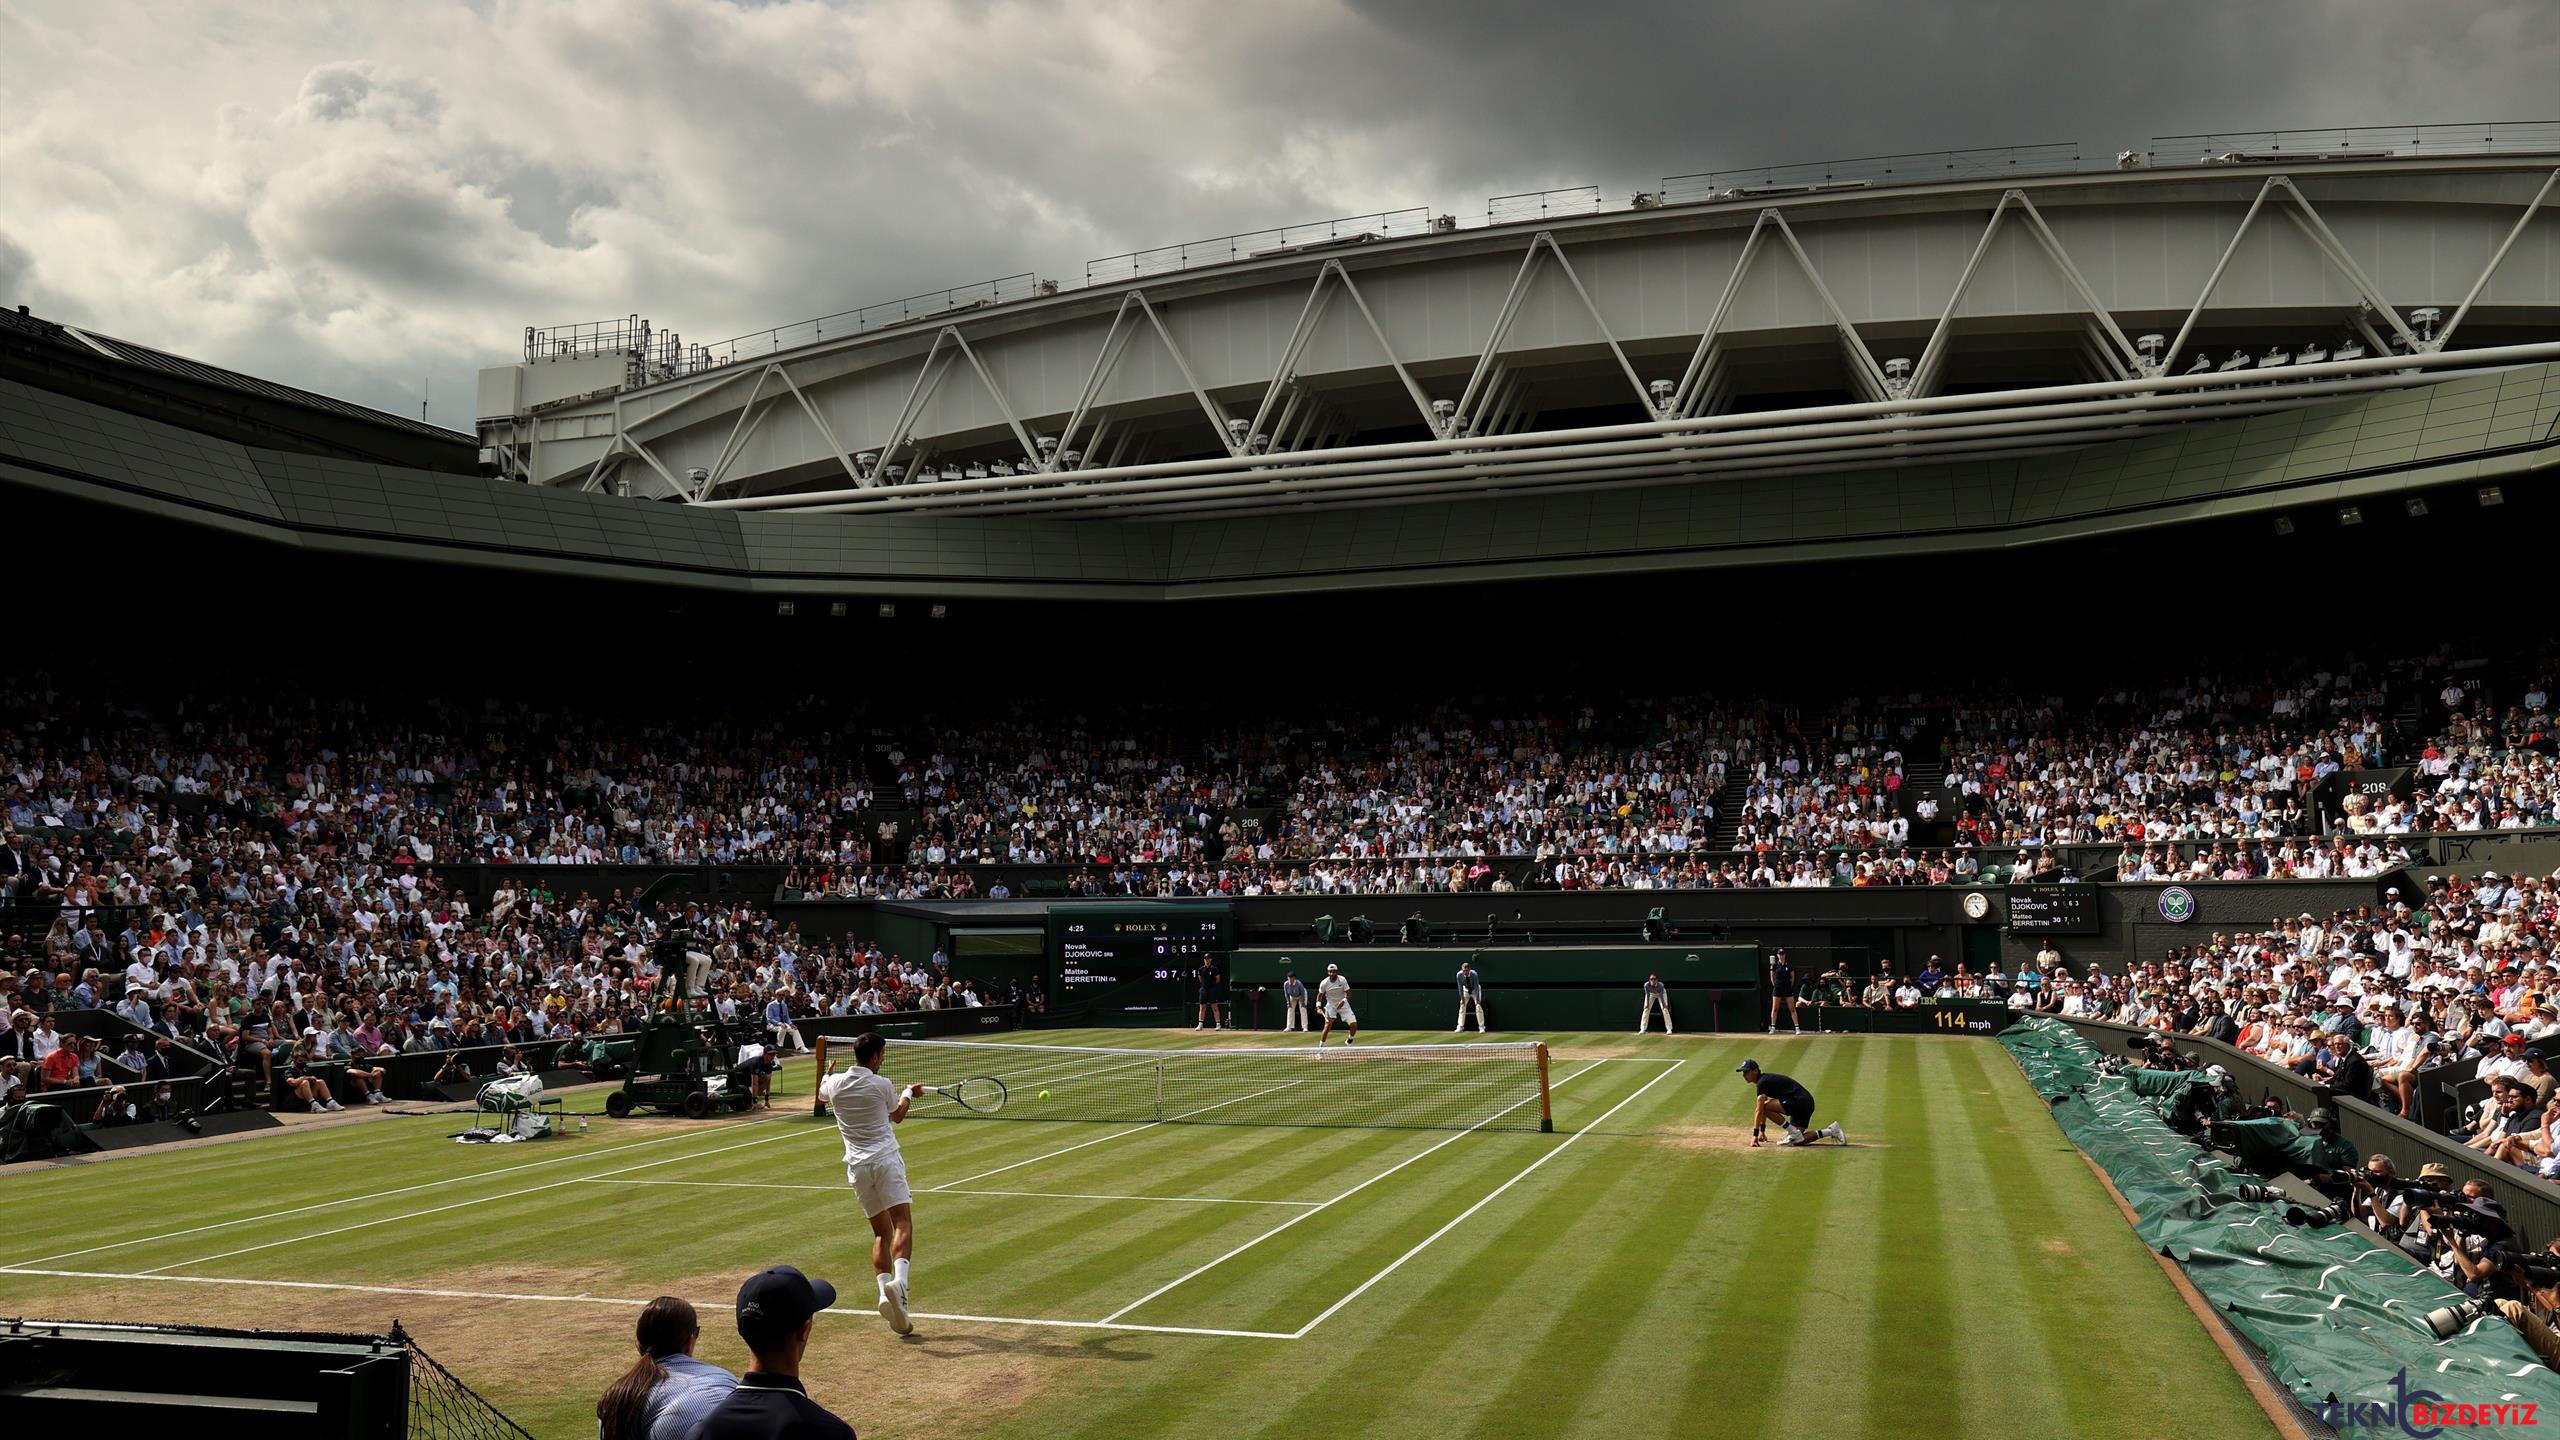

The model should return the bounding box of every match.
[775,601,797,616]
[877,602,896,619]
[2336,504,2363,526]
[2272,516,2296,536]
[2404,496,2429,518]
[828,601,848,617]
[2479,484,2505,507]
[929,603,948,620]
[2411,307,2442,342]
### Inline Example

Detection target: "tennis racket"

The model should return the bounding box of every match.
[912,1076,1008,1114]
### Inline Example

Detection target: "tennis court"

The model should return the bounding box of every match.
[0,1031,2275,1439]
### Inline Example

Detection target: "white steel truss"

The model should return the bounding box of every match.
[1449,232,1657,434]
[2162,175,2421,374]
[1909,190,2143,396]
[542,168,2560,517]
[690,340,2560,519]
[1665,209,1892,418]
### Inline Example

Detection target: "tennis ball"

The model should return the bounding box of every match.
[1039,1089,1051,1100]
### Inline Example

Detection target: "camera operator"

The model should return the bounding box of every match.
[2407,1178,2515,1301]
[2216,1105,2359,1174]
[2350,1158,2452,1257]
[2494,1236,2560,1370]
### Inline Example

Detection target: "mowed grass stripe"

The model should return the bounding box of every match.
[1442,1057,1738,1440]
[1860,1036,1961,1438]
[1943,1039,2270,1439]
[1124,1062,1652,1332]
[934,1127,1423,1316]
[1663,1040,1868,1429]
[1929,1036,2117,1434]
[1,1108,830,1269]
[1057,1062,1690,1439]
[37,1112,840,1275]
[1523,1041,1783,1439]
[917,1125,1418,1283]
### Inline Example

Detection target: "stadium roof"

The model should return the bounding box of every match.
[0,303,476,472]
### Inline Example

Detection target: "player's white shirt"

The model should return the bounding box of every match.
[822,1066,904,1165]
[1318,975,1351,1006]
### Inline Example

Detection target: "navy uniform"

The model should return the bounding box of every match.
[1281,973,1310,1031]
[1739,1059,1844,1146]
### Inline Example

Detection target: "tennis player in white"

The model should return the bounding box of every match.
[819,1030,920,1336]
[1316,963,1358,1047]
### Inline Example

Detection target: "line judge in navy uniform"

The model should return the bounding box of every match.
[685,1266,857,1440]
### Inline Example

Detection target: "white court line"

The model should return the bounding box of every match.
[139,1116,828,1276]
[0,1266,1296,1341]
[5,1108,810,1270]
[930,1187,1317,1208]
[922,1080,1307,1193]
[583,1177,1315,1208]
[1291,1058,1688,1338]
[1097,1059,1610,1325]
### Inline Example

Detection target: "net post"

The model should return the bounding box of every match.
[1535,1042,1554,1134]
[810,1035,831,1118]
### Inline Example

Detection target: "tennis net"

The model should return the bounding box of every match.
[811,1037,1555,1133]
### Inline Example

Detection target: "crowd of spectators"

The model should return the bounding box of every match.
[2017,861,2560,1176]
[0,651,2556,1114]
[5,652,2554,905]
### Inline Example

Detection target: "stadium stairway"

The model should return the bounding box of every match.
[1705,771,1750,851]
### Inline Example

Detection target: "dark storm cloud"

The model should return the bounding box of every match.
[2,0,2554,429]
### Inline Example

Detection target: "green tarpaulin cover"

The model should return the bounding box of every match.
[2001,1016,2560,1435]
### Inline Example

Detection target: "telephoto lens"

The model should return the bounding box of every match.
[2231,1184,2284,1203]
[2284,1202,2350,1227]
[2424,1299,2490,1339]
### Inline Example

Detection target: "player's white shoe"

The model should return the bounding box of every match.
[878,1276,913,1336]
[1821,1122,1846,1144]
[1782,1125,1809,1146]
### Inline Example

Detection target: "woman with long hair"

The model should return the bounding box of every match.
[596,1296,735,1440]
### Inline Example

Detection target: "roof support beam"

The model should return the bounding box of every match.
[2440,167,2560,351]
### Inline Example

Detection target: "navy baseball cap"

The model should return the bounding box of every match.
[735,1265,837,1344]
[1736,1059,1760,1074]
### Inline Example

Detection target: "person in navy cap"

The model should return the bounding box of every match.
[685,1265,857,1439]
[1738,1059,1845,1148]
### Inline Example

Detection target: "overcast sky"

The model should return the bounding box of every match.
[4,0,2557,431]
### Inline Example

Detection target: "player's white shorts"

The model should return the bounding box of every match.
[1322,1001,1357,1024]
[847,1153,912,1218]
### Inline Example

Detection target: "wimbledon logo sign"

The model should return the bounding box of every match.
[2157,885,2196,924]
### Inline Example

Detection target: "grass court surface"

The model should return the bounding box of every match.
[0,1030,2272,1439]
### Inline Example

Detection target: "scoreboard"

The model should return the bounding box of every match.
[1047,906,1231,1019]
[2004,884,2101,934]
